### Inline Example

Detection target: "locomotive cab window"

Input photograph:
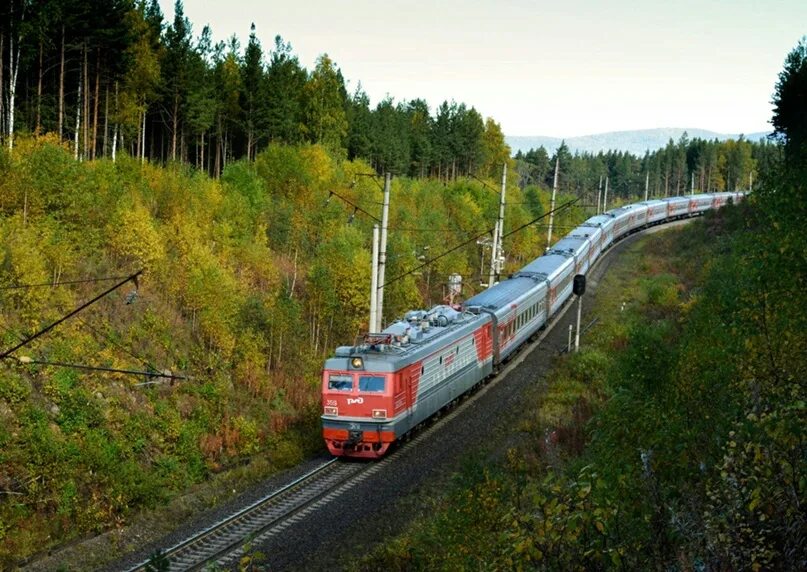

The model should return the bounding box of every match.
[359,375,386,392]
[328,374,353,391]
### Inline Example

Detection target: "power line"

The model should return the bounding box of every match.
[13,356,189,382]
[0,274,135,291]
[353,172,385,191]
[325,189,381,223]
[0,270,143,360]
[389,226,487,234]
[383,199,578,288]
[467,172,501,194]
[503,198,579,240]
[76,316,159,373]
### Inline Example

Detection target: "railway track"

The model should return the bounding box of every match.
[122,458,364,571]
[118,263,594,572]
[118,220,695,572]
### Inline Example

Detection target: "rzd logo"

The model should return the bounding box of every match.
[347,397,364,405]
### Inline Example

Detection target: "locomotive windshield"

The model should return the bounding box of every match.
[358,375,386,392]
[328,374,353,391]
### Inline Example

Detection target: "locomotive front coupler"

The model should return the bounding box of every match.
[347,429,363,446]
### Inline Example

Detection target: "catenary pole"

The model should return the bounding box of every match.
[375,172,391,332]
[370,224,379,332]
[546,157,559,252]
[496,163,507,280]
[488,220,499,287]
[645,171,649,201]
[488,163,507,286]
[497,163,507,274]
[603,176,609,212]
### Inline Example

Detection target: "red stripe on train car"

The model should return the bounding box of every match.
[473,324,493,362]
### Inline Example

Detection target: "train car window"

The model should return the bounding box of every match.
[359,375,386,392]
[328,374,353,391]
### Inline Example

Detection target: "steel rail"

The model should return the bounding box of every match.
[121,458,362,571]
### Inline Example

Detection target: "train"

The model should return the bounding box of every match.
[321,192,744,458]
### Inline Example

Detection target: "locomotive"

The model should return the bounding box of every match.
[321,192,743,458]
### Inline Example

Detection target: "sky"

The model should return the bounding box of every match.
[162,0,807,138]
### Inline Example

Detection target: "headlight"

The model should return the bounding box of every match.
[372,409,387,419]
[324,406,338,415]
[350,357,363,369]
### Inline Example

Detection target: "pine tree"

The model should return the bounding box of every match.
[264,35,306,144]
[303,54,347,151]
[772,37,807,165]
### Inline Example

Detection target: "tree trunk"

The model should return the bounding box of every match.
[58,27,65,139]
[91,51,100,159]
[112,81,118,163]
[103,84,109,157]
[289,248,298,299]
[222,131,227,173]
[215,116,222,177]
[7,7,21,151]
[0,32,5,141]
[141,106,146,162]
[247,125,253,161]
[36,39,43,134]
[74,69,82,160]
[83,44,90,158]
[135,107,141,159]
[171,94,178,160]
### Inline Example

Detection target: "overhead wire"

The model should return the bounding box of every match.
[76,316,160,373]
[0,274,135,291]
[382,199,578,287]
[13,357,189,381]
[0,270,143,360]
[1,270,189,382]
[325,189,381,223]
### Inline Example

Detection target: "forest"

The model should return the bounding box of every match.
[0,0,780,196]
[0,0,800,567]
[0,0,511,180]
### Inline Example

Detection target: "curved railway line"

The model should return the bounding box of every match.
[116,217,696,572]
[119,254,590,571]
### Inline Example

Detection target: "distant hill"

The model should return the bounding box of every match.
[506,128,772,156]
